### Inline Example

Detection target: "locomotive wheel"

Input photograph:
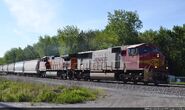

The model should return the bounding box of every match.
[64,75,67,80]
[77,77,81,81]
[144,81,148,85]
[40,72,46,78]
[69,77,74,80]
[68,71,74,80]
[154,81,159,86]
[84,77,88,81]
[134,81,137,84]
[123,80,127,84]
[76,72,81,81]
[60,74,66,80]
[97,79,100,82]
[63,74,67,80]
[90,79,94,81]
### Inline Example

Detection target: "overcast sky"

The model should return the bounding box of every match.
[0,0,185,57]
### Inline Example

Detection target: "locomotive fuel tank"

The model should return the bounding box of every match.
[90,72,115,80]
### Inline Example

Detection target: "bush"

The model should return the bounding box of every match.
[54,87,97,104]
[35,91,57,102]
[0,79,100,104]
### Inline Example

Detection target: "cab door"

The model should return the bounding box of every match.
[115,53,120,69]
[71,57,77,70]
[112,47,121,69]
[124,48,139,70]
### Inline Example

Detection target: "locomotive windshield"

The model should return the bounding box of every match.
[138,46,159,55]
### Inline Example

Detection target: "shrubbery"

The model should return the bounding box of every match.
[0,79,100,104]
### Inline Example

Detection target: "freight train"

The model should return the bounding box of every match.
[0,43,168,85]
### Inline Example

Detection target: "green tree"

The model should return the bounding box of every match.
[57,25,80,55]
[34,35,60,57]
[139,29,158,43]
[93,30,118,50]
[23,45,40,60]
[140,25,185,76]
[106,10,142,45]
[76,31,87,52]
[170,25,185,76]
[78,30,100,51]
[15,47,24,61]
[4,48,16,63]
[0,57,5,65]
[4,48,24,63]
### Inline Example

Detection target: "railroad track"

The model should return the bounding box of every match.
[2,74,185,108]
[0,74,184,88]
[1,74,185,98]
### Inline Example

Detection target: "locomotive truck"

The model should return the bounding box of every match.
[0,43,168,85]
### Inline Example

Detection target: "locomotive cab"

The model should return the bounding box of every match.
[138,44,168,84]
[121,43,168,85]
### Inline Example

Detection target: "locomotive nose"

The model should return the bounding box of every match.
[154,52,165,68]
[152,53,162,68]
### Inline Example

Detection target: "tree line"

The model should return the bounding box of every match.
[0,10,184,76]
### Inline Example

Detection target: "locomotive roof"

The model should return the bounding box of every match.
[78,51,93,54]
[126,43,145,48]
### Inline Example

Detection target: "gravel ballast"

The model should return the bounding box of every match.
[1,75,185,107]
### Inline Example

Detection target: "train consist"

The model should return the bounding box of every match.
[0,43,168,85]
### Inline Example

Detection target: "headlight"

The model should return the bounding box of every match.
[155,66,157,68]
[157,53,160,58]
[166,67,168,70]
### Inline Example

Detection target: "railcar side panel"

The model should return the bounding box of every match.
[90,48,124,71]
[91,49,110,71]
[0,65,3,72]
[39,61,46,72]
[39,57,64,72]
[77,58,91,70]
[49,57,64,70]
[7,63,15,73]
[24,60,39,74]
[77,52,92,70]
[14,62,24,73]
[3,65,8,73]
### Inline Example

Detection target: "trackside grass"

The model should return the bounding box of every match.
[175,82,185,85]
[0,79,101,104]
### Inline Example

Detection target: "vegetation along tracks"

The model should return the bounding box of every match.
[1,74,185,98]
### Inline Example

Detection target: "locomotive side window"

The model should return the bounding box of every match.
[112,47,121,53]
[45,61,51,69]
[41,56,48,62]
[121,50,126,56]
[128,48,138,56]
